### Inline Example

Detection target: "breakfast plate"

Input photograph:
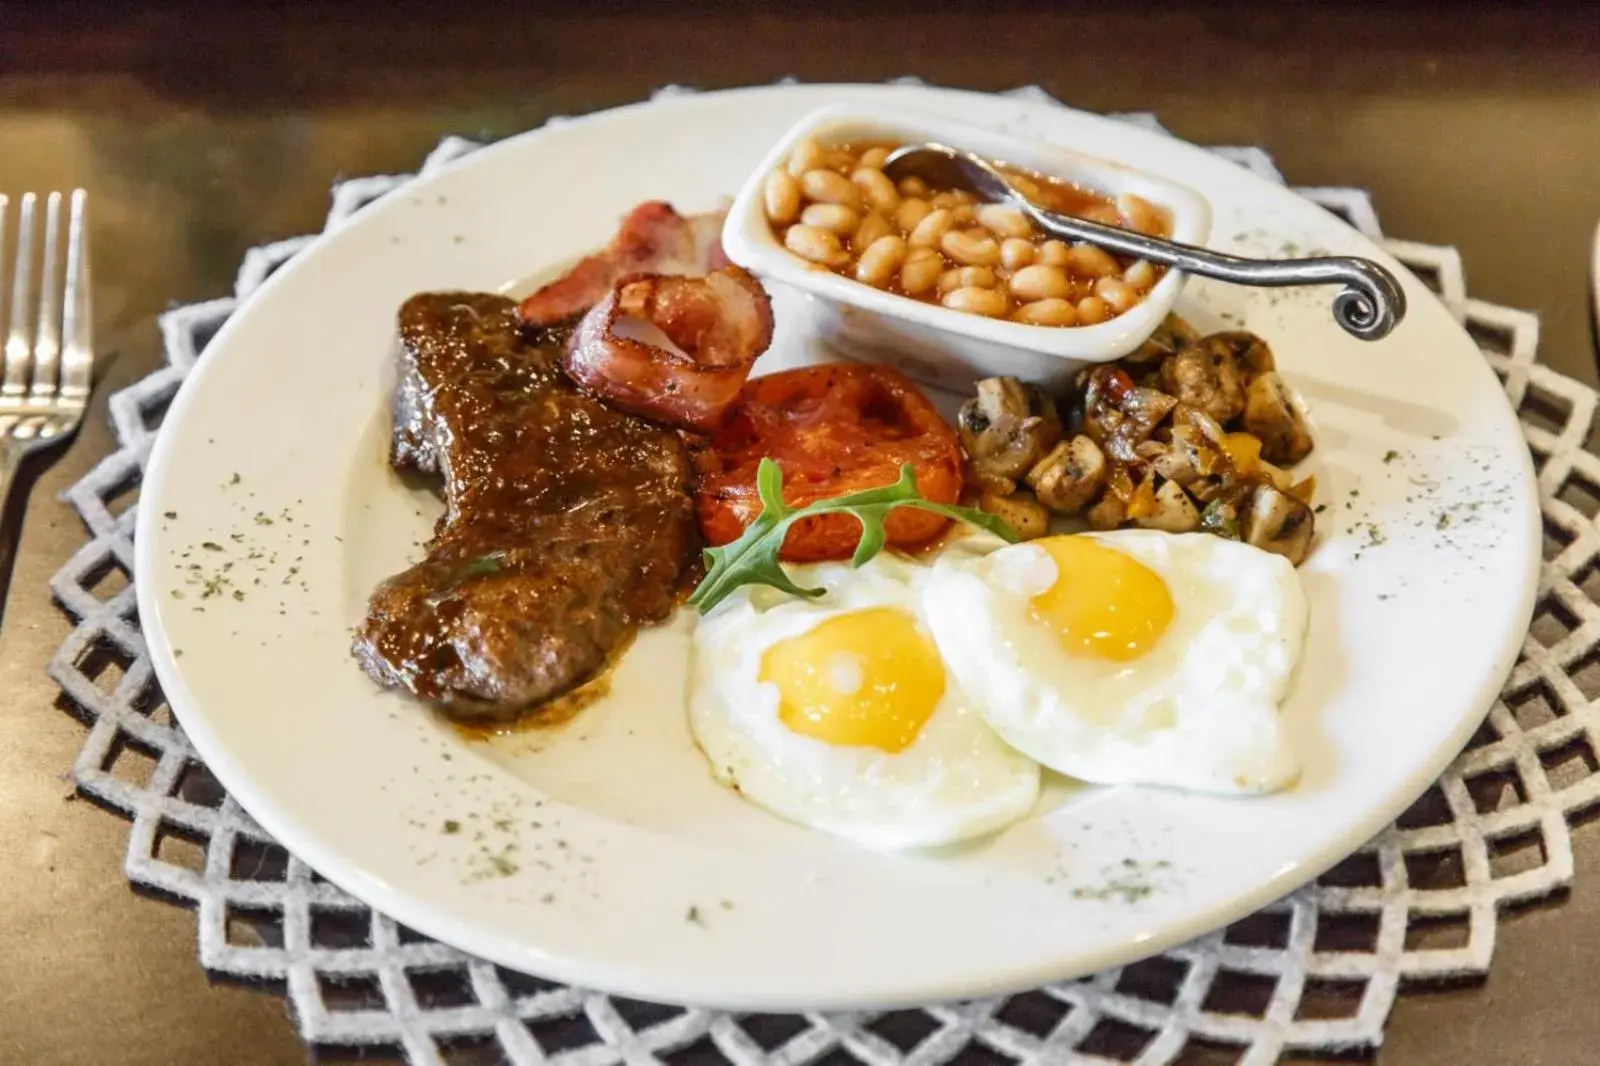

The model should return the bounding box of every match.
[135,84,1540,1009]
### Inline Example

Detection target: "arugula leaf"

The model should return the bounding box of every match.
[456,551,506,579]
[687,458,1018,614]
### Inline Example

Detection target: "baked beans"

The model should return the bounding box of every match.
[899,246,944,295]
[785,223,848,268]
[851,211,894,252]
[855,235,907,287]
[799,202,860,236]
[765,138,1171,327]
[999,238,1035,270]
[936,265,998,293]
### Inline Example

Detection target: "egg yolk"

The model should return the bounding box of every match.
[1029,536,1174,662]
[760,607,945,753]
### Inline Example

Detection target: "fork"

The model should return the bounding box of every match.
[0,190,92,501]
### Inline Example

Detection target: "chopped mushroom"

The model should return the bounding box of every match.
[1126,312,1201,367]
[952,321,1319,565]
[958,377,1063,489]
[1027,435,1106,514]
[1161,335,1249,424]
[1151,423,1223,487]
[978,490,1051,540]
[1119,387,1179,436]
[1204,330,1276,375]
[1082,368,1180,463]
[1085,493,1127,531]
[1186,476,1226,503]
[1241,483,1314,565]
[1243,371,1313,464]
[1102,388,1179,462]
[1170,402,1228,447]
[1133,479,1201,533]
[1079,366,1132,447]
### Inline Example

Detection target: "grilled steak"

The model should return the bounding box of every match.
[353,292,699,724]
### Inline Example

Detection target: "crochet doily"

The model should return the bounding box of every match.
[47,86,1596,1066]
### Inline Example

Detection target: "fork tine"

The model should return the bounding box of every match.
[3,192,35,402]
[59,190,91,407]
[28,191,62,404]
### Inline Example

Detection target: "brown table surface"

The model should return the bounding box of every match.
[2,4,1599,1064]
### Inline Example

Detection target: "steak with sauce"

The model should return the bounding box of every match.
[352,292,699,724]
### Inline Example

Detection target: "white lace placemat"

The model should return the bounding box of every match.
[46,86,1600,1066]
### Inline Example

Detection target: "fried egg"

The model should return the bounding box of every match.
[690,553,1040,848]
[923,531,1306,794]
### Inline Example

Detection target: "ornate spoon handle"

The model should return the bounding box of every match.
[884,143,1408,341]
[1014,202,1407,341]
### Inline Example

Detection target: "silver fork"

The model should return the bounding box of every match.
[0,190,93,497]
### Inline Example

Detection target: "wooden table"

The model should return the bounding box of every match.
[1,5,1597,1064]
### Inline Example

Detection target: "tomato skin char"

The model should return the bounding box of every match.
[696,364,965,561]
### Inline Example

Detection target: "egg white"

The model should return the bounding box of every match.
[923,530,1307,795]
[690,553,1041,849]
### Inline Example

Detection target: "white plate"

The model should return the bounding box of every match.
[135,84,1540,1010]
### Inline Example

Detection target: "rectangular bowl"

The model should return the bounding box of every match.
[721,103,1213,392]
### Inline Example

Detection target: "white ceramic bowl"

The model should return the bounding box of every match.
[722,103,1213,392]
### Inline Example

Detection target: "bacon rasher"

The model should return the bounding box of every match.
[562,267,774,432]
[516,201,729,328]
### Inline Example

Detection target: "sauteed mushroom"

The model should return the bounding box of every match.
[1134,479,1201,533]
[1118,387,1179,442]
[1085,493,1126,531]
[1126,312,1201,368]
[1242,483,1314,565]
[1150,423,1222,487]
[958,377,1063,488]
[951,317,1319,564]
[978,489,1050,540]
[1171,402,1228,447]
[1027,435,1106,514]
[1214,330,1275,375]
[1186,475,1227,504]
[1243,371,1313,464]
[1161,335,1249,424]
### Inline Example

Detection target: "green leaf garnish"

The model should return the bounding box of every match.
[457,551,506,579]
[687,458,1018,614]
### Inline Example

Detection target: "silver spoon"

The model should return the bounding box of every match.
[884,143,1407,341]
